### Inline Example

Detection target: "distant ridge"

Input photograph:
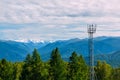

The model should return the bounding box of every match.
[0,36,120,67]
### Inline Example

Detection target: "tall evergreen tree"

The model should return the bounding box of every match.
[20,54,33,80]
[68,52,88,80]
[31,49,44,80]
[77,55,88,80]
[49,48,67,80]
[20,49,47,80]
[32,49,41,63]
[13,62,23,80]
[0,59,14,80]
[68,52,79,80]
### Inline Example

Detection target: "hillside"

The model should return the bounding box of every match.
[0,40,49,61]
[38,36,120,60]
[0,36,120,67]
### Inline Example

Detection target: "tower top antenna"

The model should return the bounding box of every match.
[87,24,96,33]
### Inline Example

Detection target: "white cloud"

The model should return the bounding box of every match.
[0,0,120,23]
[0,0,120,40]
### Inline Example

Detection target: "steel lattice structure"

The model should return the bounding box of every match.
[87,24,96,80]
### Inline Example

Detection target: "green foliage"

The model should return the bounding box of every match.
[20,48,50,80]
[13,62,23,80]
[95,61,112,80]
[49,48,67,80]
[0,59,14,80]
[31,49,43,80]
[20,54,33,80]
[110,68,120,80]
[32,48,41,63]
[68,52,88,80]
[0,48,119,80]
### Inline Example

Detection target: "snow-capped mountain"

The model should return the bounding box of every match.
[0,36,120,67]
[0,40,50,61]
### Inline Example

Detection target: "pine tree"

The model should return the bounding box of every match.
[32,48,41,63]
[31,48,43,80]
[20,54,33,80]
[0,59,14,80]
[20,49,47,80]
[49,48,67,80]
[68,52,88,80]
[77,55,88,80]
[13,62,23,80]
[68,52,78,80]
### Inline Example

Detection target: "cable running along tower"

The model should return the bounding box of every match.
[87,24,96,80]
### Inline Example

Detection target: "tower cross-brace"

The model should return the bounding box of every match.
[87,24,96,80]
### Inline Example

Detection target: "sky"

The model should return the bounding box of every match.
[0,0,120,41]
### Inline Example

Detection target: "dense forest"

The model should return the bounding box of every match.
[0,48,120,80]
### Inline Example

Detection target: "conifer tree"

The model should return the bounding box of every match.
[20,49,47,80]
[0,59,14,80]
[20,54,33,80]
[32,48,41,63]
[13,62,23,80]
[49,48,67,80]
[31,48,44,80]
[68,52,88,80]
[77,55,88,80]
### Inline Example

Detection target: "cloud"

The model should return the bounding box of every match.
[0,0,120,40]
[0,0,120,23]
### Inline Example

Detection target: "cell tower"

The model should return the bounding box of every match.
[87,24,96,80]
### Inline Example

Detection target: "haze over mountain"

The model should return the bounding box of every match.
[0,36,120,67]
[0,40,49,61]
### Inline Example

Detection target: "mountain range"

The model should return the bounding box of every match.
[0,40,49,61]
[0,36,120,67]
